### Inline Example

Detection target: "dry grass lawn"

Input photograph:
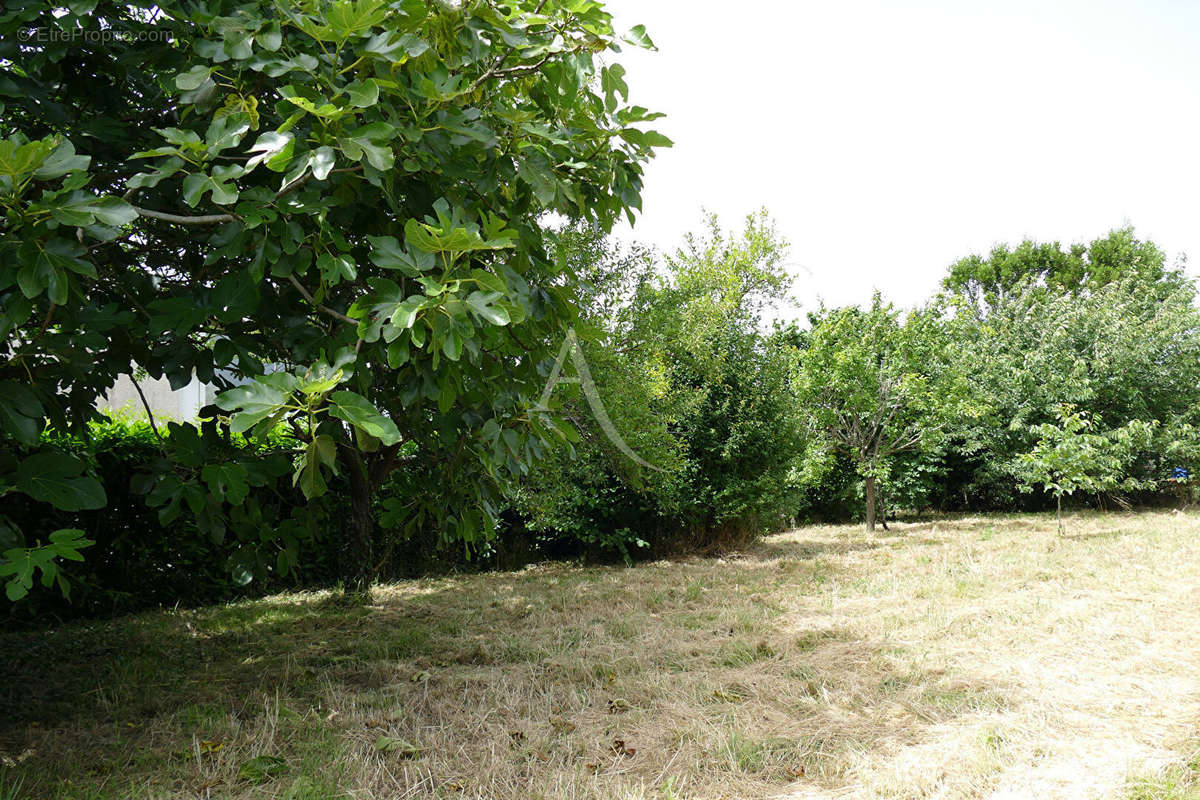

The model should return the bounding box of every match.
[3,510,1200,799]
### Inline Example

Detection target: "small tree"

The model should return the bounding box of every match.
[1016,405,1156,532]
[516,214,803,555]
[796,295,958,531]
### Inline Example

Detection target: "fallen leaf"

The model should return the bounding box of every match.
[607,698,631,713]
[237,754,288,784]
[374,736,421,758]
[549,716,576,733]
[610,739,637,758]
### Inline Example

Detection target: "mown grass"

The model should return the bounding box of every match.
[2,510,1199,799]
[1122,738,1200,800]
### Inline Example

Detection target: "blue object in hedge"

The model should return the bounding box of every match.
[1171,466,1190,481]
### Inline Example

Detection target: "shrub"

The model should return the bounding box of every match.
[2,418,343,624]
[513,216,803,558]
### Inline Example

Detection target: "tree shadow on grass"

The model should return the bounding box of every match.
[749,538,884,561]
[1059,528,1141,542]
[0,548,1023,800]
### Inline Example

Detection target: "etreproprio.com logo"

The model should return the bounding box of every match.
[17,27,172,44]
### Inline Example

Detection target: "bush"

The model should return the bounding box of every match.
[3,417,537,625]
[513,216,803,559]
[2,418,344,624]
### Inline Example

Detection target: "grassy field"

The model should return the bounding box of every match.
[2,511,1199,800]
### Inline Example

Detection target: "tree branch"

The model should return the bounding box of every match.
[131,377,166,446]
[286,274,359,327]
[467,0,550,94]
[491,50,558,80]
[133,206,238,225]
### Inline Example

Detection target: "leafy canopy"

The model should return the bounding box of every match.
[796,294,967,529]
[1016,404,1156,528]
[517,214,801,555]
[943,226,1182,319]
[0,0,669,595]
[935,251,1200,509]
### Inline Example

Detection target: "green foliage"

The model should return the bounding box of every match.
[1,417,345,620]
[0,768,23,800]
[239,755,289,784]
[793,234,1200,525]
[943,226,1182,318]
[10,452,105,511]
[0,446,103,599]
[936,245,1200,511]
[516,214,803,557]
[3,417,536,622]
[0,528,92,601]
[1,0,667,595]
[795,294,966,529]
[1016,404,1156,527]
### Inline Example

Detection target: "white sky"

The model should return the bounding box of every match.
[606,0,1200,312]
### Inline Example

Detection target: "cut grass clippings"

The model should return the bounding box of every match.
[2,510,1199,799]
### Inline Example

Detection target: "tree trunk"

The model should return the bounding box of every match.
[343,453,375,593]
[877,482,889,530]
[1056,494,1063,535]
[864,475,877,532]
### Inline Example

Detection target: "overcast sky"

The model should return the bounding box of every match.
[604,0,1200,312]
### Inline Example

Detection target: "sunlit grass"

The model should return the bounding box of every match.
[2,510,1199,799]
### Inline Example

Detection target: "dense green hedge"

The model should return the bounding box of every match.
[3,419,551,625]
[510,218,804,560]
[11,226,1200,623]
[1,419,339,624]
[11,407,1182,627]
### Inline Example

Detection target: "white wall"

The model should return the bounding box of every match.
[100,374,215,421]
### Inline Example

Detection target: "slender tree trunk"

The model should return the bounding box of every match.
[864,475,877,532]
[1056,494,1063,535]
[343,453,375,593]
